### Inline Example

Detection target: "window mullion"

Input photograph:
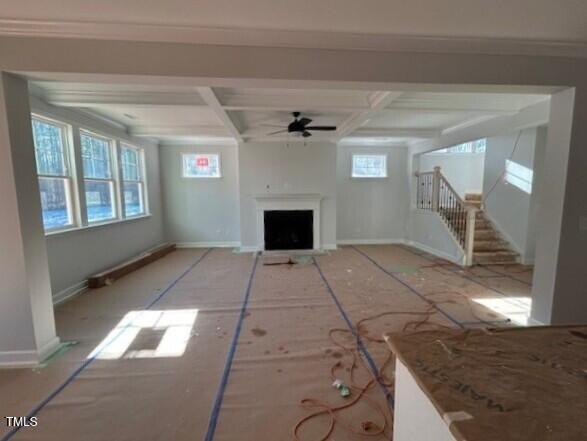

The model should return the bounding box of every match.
[71,126,88,227]
[114,140,125,219]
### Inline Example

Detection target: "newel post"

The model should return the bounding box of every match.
[464,206,478,266]
[432,166,441,212]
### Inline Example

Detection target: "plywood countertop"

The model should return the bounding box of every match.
[385,326,587,441]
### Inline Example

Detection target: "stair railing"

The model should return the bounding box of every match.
[415,166,477,266]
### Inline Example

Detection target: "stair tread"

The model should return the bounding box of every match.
[474,250,519,257]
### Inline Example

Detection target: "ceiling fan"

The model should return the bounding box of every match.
[266,112,337,138]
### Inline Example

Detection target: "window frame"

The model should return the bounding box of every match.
[181,153,222,179]
[80,129,120,224]
[428,139,487,155]
[120,142,149,218]
[351,154,388,179]
[31,114,79,233]
[31,112,152,236]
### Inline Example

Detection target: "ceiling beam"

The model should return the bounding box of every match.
[223,105,365,113]
[410,100,550,154]
[196,87,244,143]
[335,91,404,139]
[382,106,518,115]
[129,125,230,137]
[43,91,205,107]
[219,93,370,113]
[345,128,441,139]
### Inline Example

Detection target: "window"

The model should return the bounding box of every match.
[505,159,533,194]
[352,154,387,178]
[433,139,487,154]
[182,153,221,178]
[31,114,150,234]
[31,117,75,231]
[121,144,146,217]
[80,132,117,223]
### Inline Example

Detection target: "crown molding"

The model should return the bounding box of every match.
[0,18,585,58]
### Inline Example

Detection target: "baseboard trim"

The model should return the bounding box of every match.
[527,317,545,326]
[337,239,406,245]
[53,280,88,305]
[405,240,464,265]
[238,246,259,253]
[37,336,61,362]
[0,336,60,368]
[323,243,338,250]
[177,241,241,248]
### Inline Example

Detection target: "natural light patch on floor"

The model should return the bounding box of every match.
[88,309,199,360]
[473,297,531,325]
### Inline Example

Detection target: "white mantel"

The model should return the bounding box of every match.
[254,193,322,251]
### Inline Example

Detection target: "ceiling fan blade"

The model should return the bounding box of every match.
[259,123,286,128]
[306,126,337,131]
[267,129,288,135]
[298,117,313,126]
[302,131,312,138]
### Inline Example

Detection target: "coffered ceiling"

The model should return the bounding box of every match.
[30,80,550,146]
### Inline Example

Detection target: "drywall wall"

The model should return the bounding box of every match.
[482,128,538,262]
[419,152,485,198]
[160,143,240,246]
[407,209,465,264]
[336,144,409,243]
[238,141,337,250]
[31,98,165,300]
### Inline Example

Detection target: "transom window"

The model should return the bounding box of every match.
[352,154,388,178]
[182,153,221,178]
[32,117,75,231]
[432,139,487,154]
[121,144,146,217]
[81,132,117,223]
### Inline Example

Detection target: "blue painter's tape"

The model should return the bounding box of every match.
[351,246,465,329]
[312,257,395,410]
[203,253,259,441]
[1,248,213,441]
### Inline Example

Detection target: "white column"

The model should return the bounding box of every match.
[464,206,477,267]
[531,87,587,324]
[0,73,59,367]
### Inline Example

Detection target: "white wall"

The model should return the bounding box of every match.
[238,141,337,250]
[419,152,485,198]
[336,144,409,243]
[482,128,540,263]
[31,98,166,300]
[160,144,240,246]
[407,210,465,264]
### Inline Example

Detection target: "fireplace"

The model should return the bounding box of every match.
[254,194,322,251]
[264,210,313,250]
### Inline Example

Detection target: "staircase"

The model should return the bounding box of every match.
[415,167,520,266]
[465,194,519,265]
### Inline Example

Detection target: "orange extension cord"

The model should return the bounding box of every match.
[293,283,495,441]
